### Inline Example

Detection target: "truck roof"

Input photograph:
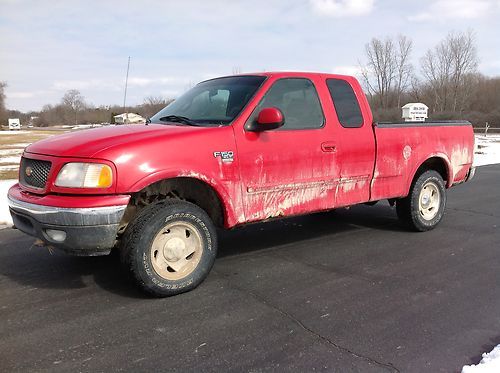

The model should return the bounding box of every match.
[208,71,357,81]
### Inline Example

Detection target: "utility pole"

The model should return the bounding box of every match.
[123,56,130,124]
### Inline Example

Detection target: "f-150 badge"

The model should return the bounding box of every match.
[214,151,234,163]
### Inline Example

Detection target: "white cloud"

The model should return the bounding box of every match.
[7,90,52,99]
[332,65,362,77]
[52,79,113,91]
[8,92,36,99]
[160,89,183,98]
[409,0,492,21]
[127,78,153,87]
[127,76,191,87]
[479,59,500,72]
[310,0,374,17]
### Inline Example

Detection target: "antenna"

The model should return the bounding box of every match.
[123,56,131,123]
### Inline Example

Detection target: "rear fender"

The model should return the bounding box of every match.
[405,154,452,195]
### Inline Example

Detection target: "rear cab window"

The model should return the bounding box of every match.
[326,78,364,128]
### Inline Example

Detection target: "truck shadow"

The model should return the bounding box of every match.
[0,203,403,299]
[218,202,403,258]
[0,235,147,299]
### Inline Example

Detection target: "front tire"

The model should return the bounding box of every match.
[121,200,217,297]
[396,170,446,232]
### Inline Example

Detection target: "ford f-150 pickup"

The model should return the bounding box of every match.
[8,72,475,296]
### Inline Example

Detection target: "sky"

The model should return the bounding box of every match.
[1,0,500,113]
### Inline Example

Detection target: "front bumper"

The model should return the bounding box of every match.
[8,195,128,256]
[465,166,476,182]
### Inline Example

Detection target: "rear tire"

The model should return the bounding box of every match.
[120,200,217,297]
[396,170,446,232]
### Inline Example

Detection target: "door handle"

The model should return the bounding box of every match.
[321,142,337,153]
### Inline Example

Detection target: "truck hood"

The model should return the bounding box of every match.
[25,124,207,158]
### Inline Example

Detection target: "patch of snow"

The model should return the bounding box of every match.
[72,124,93,129]
[3,142,31,148]
[462,345,500,373]
[71,124,102,130]
[474,135,500,167]
[0,156,21,164]
[0,148,23,156]
[0,165,19,171]
[0,130,31,135]
[0,180,16,226]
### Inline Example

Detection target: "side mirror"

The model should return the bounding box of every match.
[246,107,284,132]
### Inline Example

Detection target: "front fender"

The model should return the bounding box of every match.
[126,168,244,228]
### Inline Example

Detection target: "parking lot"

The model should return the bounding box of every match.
[0,165,499,372]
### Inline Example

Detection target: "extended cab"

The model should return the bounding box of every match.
[8,72,475,296]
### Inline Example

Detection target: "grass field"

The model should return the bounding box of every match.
[0,130,67,180]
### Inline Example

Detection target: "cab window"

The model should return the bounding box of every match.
[248,78,324,130]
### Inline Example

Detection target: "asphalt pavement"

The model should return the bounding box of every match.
[1,165,499,372]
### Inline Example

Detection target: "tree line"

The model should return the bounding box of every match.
[1,29,499,128]
[361,30,500,126]
[0,85,172,127]
[31,92,173,127]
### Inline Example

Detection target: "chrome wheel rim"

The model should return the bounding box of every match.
[418,181,440,221]
[150,221,203,280]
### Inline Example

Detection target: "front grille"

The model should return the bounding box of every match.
[19,157,52,189]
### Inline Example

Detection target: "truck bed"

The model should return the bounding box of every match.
[370,120,474,201]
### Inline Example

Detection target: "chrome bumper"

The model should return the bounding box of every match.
[8,196,127,226]
[465,166,476,182]
[8,197,127,225]
[8,196,128,256]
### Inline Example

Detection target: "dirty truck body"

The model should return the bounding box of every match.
[8,72,475,296]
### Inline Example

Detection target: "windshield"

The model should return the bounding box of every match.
[150,75,266,126]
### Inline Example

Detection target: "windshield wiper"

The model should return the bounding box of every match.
[158,115,198,126]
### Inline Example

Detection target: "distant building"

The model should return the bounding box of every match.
[402,103,428,122]
[114,113,146,124]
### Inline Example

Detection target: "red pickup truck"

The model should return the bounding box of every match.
[8,72,475,296]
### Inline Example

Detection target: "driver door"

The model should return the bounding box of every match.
[234,77,340,222]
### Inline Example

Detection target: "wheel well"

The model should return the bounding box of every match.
[413,157,449,186]
[119,177,225,234]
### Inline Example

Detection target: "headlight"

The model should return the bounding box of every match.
[55,163,113,188]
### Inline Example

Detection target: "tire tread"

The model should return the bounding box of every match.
[120,199,217,297]
[396,170,446,232]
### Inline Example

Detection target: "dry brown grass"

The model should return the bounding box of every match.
[0,169,19,180]
[0,129,69,181]
[0,130,60,146]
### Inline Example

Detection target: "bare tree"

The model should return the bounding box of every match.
[361,35,413,110]
[361,37,395,109]
[61,89,86,125]
[449,30,478,112]
[395,35,413,108]
[140,95,173,118]
[421,37,454,112]
[468,74,500,114]
[143,96,168,106]
[421,30,478,113]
